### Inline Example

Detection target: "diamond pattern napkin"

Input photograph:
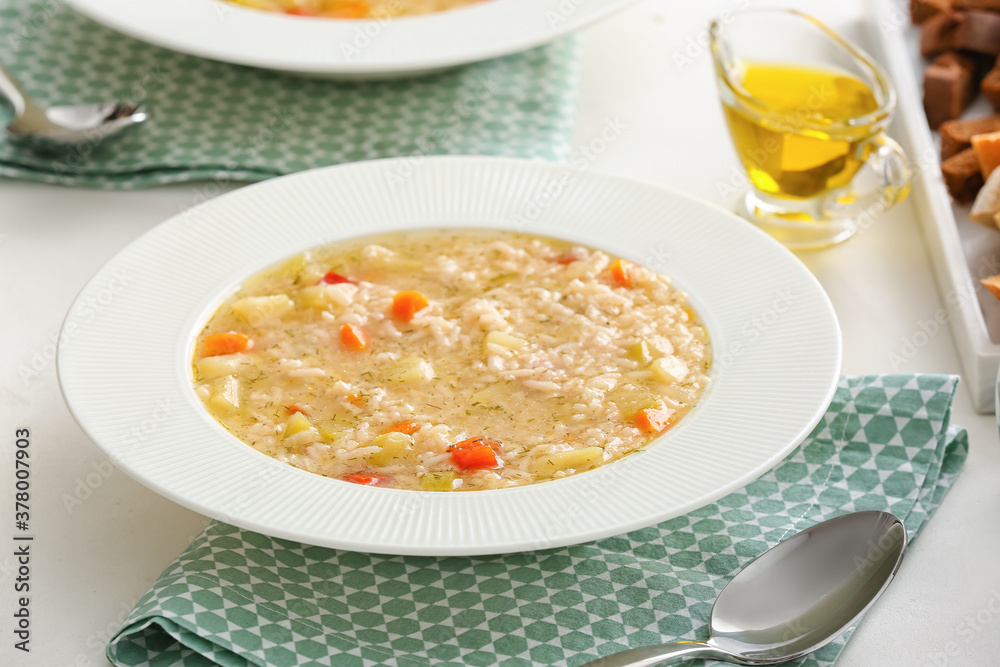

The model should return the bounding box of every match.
[105,375,968,667]
[0,0,581,188]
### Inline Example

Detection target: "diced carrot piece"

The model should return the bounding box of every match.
[386,421,420,435]
[321,271,355,285]
[451,437,499,469]
[983,274,1000,301]
[286,404,306,415]
[323,0,369,18]
[340,323,367,351]
[551,253,578,265]
[609,259,633,288]
[391,290,429,322]
[972,130,1000,179]
[634,407,675,434]
[285,7,315,16]
[341,473,384,486]
[346,392,365,408]
[202,332,251,357]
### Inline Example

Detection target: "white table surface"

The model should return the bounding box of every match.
[2,1,1000,665]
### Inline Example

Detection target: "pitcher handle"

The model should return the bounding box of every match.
[823,132,911,231]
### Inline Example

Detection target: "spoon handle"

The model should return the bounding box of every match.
[0,62,29,115]
[580,641,740,667]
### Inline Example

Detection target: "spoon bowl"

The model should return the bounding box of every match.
[1,62,147,152]
[583,510,907,666]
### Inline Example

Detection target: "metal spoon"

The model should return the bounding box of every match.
[583,510,907,666]
[0,61,147,152]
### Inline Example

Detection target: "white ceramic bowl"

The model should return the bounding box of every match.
[66,0,635,78]
[58,156,842,555]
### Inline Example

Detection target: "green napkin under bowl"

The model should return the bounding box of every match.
[0,0,582,188]
[106,374,968,667]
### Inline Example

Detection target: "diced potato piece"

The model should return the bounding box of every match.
[387,358,434,383]
[421,471,455,491]
[231,295,294,325]
[608,385,661,419]
[297,284,354,311]
[557,317,588,339]
[285,412,314,437]
[207,376,240,412]
[292,253,326,286]
[469,387,493,404]
[485,331,526,350]
[284,412,322,446]
[469,385,504,407]
[324,284,355,308]
[298,285,331,310]
[316,421,352,442]
[285,429,323,448]
[196,353,250,380]
[271,253,309,281]
[563,260,594,280]
[647,336,675,357]
[651,356,689,384]
[531,447,604,474]
[626,340,652,364]
[368,432,414,466]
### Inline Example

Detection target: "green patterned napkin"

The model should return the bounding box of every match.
[0,1,581,188]
[106,375,968,667]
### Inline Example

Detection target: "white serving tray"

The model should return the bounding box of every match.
[876,0,1000,413]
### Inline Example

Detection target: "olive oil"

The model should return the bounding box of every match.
[721,63,880,199]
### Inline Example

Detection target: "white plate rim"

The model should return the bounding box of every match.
[65,0,636,76]
[58,155,842,555]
